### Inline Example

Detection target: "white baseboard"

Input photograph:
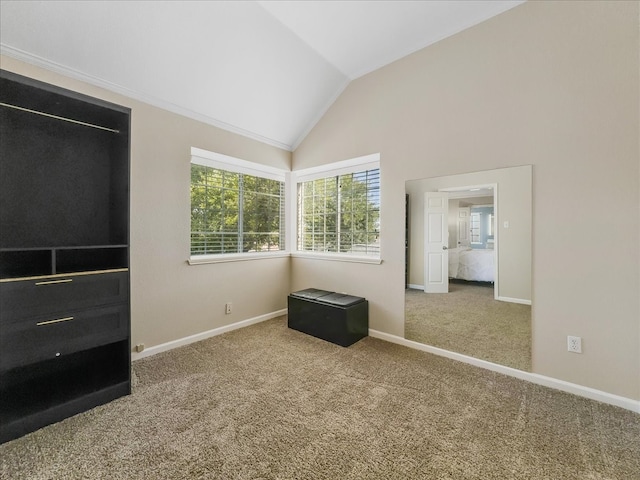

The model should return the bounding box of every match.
[132,309,287,361]
[497,296,531,305]
[369,329,640,414]
[408,285,531,306]
[130,310,638,413]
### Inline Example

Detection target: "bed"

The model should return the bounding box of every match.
[448,247,495,283]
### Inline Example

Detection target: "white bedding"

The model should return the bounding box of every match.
[448,247,495,282]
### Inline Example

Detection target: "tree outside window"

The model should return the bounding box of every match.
[297,169,380,256]
[191,164,284,255]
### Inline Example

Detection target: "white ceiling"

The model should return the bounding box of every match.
[0,1,524,151]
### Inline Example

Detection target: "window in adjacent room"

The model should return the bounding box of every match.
[470,205,494,249]
[294,154,380,259]
[190,148,285,258]
[470,212,482,244]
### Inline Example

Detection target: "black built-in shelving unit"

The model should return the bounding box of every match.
[0,70,131,443]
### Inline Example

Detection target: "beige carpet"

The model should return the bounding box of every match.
[1,317,638,479]
[405,282,531,371]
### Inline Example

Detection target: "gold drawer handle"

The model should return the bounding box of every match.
[35,279,73,286]
[36,316,74,326]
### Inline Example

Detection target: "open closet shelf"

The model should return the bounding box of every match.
[0,69,131,444]
[0,245,129,280]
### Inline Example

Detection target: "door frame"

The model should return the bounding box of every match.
[439,183,499,299]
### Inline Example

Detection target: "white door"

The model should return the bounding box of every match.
[458,207,470,247]
[424,192,449,293]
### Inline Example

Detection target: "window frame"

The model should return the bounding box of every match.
[290,153,381,264]
[470,211,482,245]
[188,147,288,265]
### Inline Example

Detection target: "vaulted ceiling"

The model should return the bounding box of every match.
[0,1,524,151]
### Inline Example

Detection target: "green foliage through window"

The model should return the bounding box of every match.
[191,164,285,255]
[297,169,380,256]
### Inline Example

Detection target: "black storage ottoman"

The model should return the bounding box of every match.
[287,288,369,347]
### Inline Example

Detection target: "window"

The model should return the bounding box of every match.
[470,206,494,248]
[470,212,482,244]
[190,149,285,257]
[295,155,380,259]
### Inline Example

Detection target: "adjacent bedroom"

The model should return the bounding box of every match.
[405,166,532,372]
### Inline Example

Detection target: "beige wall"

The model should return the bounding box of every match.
[0,54,292,351]
[2,0,637,401]
[293,1,639,399]
[406,166,532,302]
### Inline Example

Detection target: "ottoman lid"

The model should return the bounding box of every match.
[316,292,365,307]
[290,288,334,300]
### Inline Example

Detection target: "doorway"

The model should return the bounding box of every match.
[404,166,532,371]
[422,185,498,296]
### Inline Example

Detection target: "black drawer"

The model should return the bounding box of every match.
[0,271,128,321]
[0,303,129,370]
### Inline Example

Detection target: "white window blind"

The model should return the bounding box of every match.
[190,149,285,256]
[295,157,380,258]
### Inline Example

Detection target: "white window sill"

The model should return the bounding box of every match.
[188,251,383,265]
[290,251,382,265]
[188,251,289,265]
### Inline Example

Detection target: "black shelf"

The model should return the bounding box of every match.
[0,71,129,252]
[56,246,128,274]
[0,246,129,279]
[0,69,131,443]
[1,340,130,419]
[1,381,131,444]
[0,249,52,278]
[0,341,130,442]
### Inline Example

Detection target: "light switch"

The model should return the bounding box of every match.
[503,221,510,228]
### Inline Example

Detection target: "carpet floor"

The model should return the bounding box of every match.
[1,317,637,479]
[405,282,531,371]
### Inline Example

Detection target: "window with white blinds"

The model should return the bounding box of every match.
[295,156,380,258]
[190,149,285,257]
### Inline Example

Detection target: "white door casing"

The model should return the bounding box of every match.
[424,192,449,293]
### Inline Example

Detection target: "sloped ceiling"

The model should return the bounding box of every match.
[0,1,524,151]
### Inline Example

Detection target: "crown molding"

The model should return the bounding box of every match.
[0,44,293,152]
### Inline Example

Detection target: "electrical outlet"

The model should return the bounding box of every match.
[225,302,232,314]
[567,336,582,354]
